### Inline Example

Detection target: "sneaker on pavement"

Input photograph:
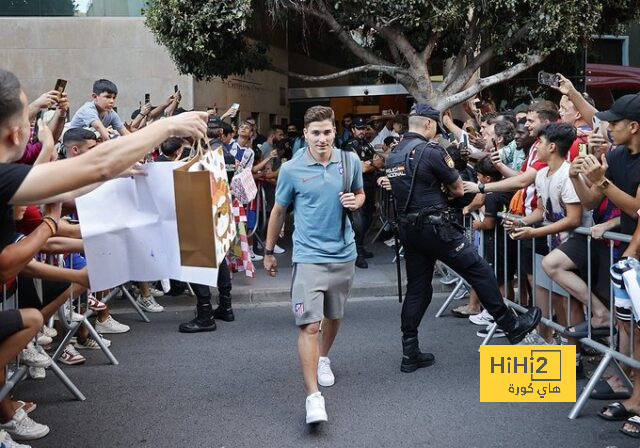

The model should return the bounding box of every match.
[439,272,458,285]
[469,309,494,326]
[74,335,111,350]
[87,295,107,311]
[273,244,286,254]
[317,357,335,387]
[249,249,263,262]
[148,287,164,298]
[41,325,56,338]
[517,330,551,345]
[58,345,85,365]
[95,315,130,334]
[0,430,32,448]
[476,325,506,338]
[305,392,328,424]
[35,333,52,346]
[383,237,395,247]
[0,409,49,441]
[54,303,84,322]
[28,367,45,380]
[451,285,469,300]
[136,295,164,313]
[20,345,51,369]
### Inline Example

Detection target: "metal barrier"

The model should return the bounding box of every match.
[436,209,639,419]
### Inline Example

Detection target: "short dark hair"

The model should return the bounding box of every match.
[304,106,335,128]
[63,128,97,146]
[0,69,23,128]
[92,79,118,96]
[383,136,399,146]
[481,111,498,124]
[160,137,184,157]
[494,120,515,145]
[221,122,234,136]
[528,100,559,122]
[538,122,576,157]
[476,155,502,181]
[497,112,517,128]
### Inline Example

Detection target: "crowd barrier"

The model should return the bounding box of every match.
[436,210,639,419]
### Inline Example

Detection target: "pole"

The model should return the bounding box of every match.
[390,194,403,303]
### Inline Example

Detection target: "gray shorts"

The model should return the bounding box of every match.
[290,261,356,326]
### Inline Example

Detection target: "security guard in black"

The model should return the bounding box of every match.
[386,103,541,373]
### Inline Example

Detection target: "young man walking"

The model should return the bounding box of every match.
[263,106,364,424]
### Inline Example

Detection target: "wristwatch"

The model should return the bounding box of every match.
[477,182,485,193]
[596,178,610,190]
[264,247,275,256]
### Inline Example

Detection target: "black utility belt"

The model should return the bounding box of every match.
[399,209,451,226]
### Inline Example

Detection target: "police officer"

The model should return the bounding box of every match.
[385,103,542,373]
[343,116,377,268]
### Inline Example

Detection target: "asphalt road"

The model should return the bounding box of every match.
[23,297,631,448]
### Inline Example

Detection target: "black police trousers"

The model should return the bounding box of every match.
[399,221,509,339]
[191,258,232,308]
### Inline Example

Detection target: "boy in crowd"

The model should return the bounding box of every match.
[509,123,588,344]
[69,79,130,141]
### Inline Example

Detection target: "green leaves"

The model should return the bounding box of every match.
[144,0,270,80]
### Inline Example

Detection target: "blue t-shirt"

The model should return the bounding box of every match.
[69,101,124,131]
[275,148,363,263]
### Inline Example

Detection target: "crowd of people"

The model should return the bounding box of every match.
[0,62,639,443]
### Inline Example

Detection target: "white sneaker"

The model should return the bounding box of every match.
[0,429,32,447]
[20,344,51,368]
[95,315,130,334]
[249,249,263,262]
[74,335,111,350]
[0,409,49,441]
[54,302,83,322]
[273,244,285,254]
[469,309,494,326]
[439,271,458,285]
[517,330,551,345]
[305,392,328,424]
[149,287,164,298]
[384,237,396,247]
[451,285,469,300]
[317,357,335,387]
[476,325,506,338]
[28,367,45,380]
[35,333,52,346]
[41,325,57,338]
[136,295,164,313]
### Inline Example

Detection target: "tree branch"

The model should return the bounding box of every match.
[419,32,440,65]
[287,64,408,82]
[436,54,548,111]
[440,6,477,91]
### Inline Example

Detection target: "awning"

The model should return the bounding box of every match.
[586,63,640,90]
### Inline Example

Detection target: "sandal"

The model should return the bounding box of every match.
[451,305,481,318]
[562,320,612,339]
[620,416,640,438]
[598,402,634,421]
[590,379,631,400]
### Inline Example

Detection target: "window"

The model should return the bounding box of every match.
[588,36,629,66]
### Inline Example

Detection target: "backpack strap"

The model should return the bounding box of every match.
[341,150,353,243]
[399,139,428,214]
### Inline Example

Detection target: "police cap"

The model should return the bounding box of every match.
[410,102,447,136]
[351,116,368,129]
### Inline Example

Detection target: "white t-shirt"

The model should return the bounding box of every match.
[534,161,591,248]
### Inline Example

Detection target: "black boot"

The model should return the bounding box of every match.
[362,248,374,259]
[495,307,542,344]
[213,294,235,322]
[401,337,435,373]
[355,255,368,269]
[179,304,216,333]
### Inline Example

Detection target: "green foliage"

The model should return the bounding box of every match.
[0,0,76,16]
[144,0,270,80]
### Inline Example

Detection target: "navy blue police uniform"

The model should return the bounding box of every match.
[385,103,541,372]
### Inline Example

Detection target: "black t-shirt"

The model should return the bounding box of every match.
[0,163,32,251]
[483,190,515,262]
[605,145,640,235]
[343,137,376,188]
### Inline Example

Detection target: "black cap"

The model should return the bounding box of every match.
[410,102,447,135]
[595,94,640,122]
[351,116,367,128]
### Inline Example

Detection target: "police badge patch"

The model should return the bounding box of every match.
[443,148,455,168]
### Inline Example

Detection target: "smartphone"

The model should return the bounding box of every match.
[231,103,240,110]
[461,132,469,149]
[174,84,178,93]
[31,110,44,144]
[578,142,588,157]
[54,78,67,94]
[144,93,150,104]
[538,71,560,88]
